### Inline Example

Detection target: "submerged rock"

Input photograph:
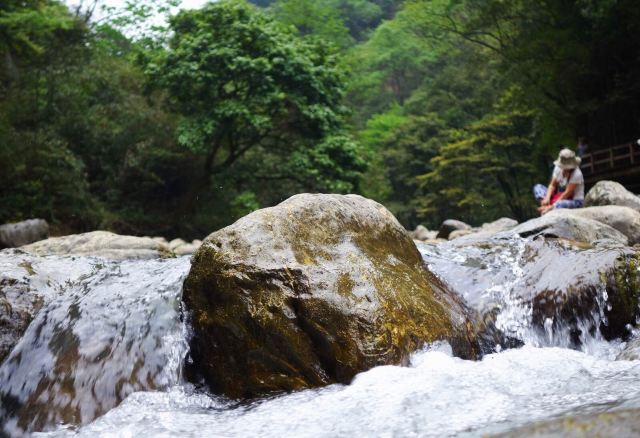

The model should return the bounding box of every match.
[0,219,49,248]
[20,231,173,260]
[495,408,640,437]
[419,236,640,347]
[0,251,61,363]
[183,194,478,399]
[0,256,189,435]
[436,219,471,239]
[585,180,640,211]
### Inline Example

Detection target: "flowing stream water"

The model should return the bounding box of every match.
[1,236,639,437]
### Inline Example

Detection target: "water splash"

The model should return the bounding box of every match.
[418,236,629,351]
[34,345,640,438]
[0,255,191,435]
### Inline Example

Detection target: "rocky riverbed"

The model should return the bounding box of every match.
[1,181,640,436]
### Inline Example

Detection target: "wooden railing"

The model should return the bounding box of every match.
[580,141,640,176]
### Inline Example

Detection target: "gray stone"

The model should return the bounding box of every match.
[503,212,629,245]
[151,236,169,245]
[617,337,640,361]
[411,225,437,241]
[0,219,49,248]
[585,180,640,211]
[480,217,519,233]
[449,217,519,243]
[437,219,472,239]
[546,206,640,245]
[494,408,640,437]
[20,231,173,260]
[169,238,187,251]
[448,229,473,240]
[173,242,200,256]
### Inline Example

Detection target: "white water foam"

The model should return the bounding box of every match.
[37,344,640,438]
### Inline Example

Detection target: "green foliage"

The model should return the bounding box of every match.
[231,191,261,219]
[0,0,76,57]
[0,128,98,228]
[148,0,365,235]
[2,0,639,238]
[418,108,539,224]
[272,0,353,48]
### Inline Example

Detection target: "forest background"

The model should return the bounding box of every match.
[1,0,639,239]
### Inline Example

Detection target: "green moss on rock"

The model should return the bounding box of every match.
[183,194,479,399]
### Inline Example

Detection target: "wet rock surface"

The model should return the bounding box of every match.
[617,336,640,360]
[419,235,640,347]
[0,251,62,363]
[20,231,173,260]
[494,408,640,438]
[0,219,49,248]
[183,194,479,399]
[0,255,189,435]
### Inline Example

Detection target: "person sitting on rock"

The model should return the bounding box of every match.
[533,148,585,215]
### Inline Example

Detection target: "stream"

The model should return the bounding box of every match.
[1,235,639,437]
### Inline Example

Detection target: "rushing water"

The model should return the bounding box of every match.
[1,236,640,437]
[0,253,190,435]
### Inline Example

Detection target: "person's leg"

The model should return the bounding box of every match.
[533,184,547,201]
[554,199,584,209]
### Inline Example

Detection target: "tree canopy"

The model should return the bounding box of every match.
[1,0,639,235]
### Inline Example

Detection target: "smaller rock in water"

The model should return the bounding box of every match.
[547,206,640,245]
[449,229,473,240]
[173,240,202,256]
[410,225,437,241]
[437,219,472,239]
[151,236,169,245]
[617,337,640,361]
[495,408,640,437]
[504,212,628,245]
[20,231,172,260]
[0,219,49,248]
[585,180,640,211]
[451,217,518,242]
[169,238,187,251]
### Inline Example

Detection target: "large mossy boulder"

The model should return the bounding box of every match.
[20,231,173,260]
[585,180,640,211]
[183,194,478,399]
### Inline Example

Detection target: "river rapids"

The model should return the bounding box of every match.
[1,235,639,437]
